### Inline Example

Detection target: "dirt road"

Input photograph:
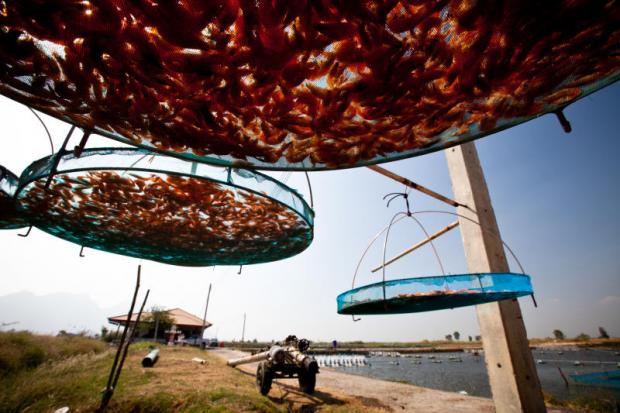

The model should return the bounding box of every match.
[214,348,570,413]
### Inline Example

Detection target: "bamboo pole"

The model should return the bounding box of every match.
[105,267,140,389]
[367,164,462,208]
[98,266,141,412]
[111,289,150,390]
[371,221,459,273]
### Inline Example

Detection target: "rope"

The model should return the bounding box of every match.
[28,107,54,155]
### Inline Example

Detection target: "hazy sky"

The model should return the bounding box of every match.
[0,83,618,342]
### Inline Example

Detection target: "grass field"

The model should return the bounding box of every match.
[0,332,381,413]
[0,330,107,374]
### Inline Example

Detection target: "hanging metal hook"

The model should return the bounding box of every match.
[73,129,92,158]
[79,246,86,257]
[383,192,411,215]
[352,315,361,322]
[237,265,243,275]
[18,226,32,237]
[554,109,572,133]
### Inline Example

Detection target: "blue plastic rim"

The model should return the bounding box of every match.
[337,273,533,315]
[570,371,620,389]
[0,165,28,230]
[14,148,314,266]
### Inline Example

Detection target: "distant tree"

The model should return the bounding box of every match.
[468,336,473,342]
[575,333,590,342]
[101,326,109,338]
[598,327,610,339]
[143,306,174,340]
[445,334,453,341]
[552,329,565,340]
[453,331,460,341]
[252,338,258,344]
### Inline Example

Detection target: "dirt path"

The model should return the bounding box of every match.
[214,349,570,413]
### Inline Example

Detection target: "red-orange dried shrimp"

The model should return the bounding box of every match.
[1,2,618,168]
[17,171,312,265]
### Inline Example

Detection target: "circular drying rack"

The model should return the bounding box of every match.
[337,211,533,316]
[14,148,314,266]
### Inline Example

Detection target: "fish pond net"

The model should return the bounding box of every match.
[337,273,533,315]
[0,2,619,170]
[570,370,620,389]
[14,148,314,266]
[0,165,28,229]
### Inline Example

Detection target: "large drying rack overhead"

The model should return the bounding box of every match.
[0,1,619,170]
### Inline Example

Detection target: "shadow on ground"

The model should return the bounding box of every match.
[237,368,389,412]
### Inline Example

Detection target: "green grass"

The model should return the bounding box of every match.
[0,333,379,412]
[544,391,619,413]
[0,330,106,374]
[577,339,620,349]
[0,347,284,413]
[0,350,113,412]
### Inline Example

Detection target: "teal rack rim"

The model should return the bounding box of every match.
[15,147,315,229]
[337,272,532,302]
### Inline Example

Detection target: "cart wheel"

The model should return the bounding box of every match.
[256,361,273,396]
[298,369,316,394]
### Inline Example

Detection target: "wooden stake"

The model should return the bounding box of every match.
[111,289,150,390]
[98,266,141,413]
[371,221,459,273]
[445,142,545,413]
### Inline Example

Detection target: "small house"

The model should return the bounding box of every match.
[108,307,212,344]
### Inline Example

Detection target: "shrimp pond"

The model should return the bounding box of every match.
[318,348,620,402]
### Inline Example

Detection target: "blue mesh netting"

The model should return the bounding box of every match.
[15,148,314,266]
[570,371,620,389]
[0,2,618,170]
[337,273,533,315]
[0,165,28,229]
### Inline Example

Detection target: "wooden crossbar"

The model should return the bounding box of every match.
[367,164,461,208]
[371,221,459,273]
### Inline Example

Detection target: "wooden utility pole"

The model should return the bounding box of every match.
[201,284,212,347]
[445,142,545,412]
[241,313,246,343]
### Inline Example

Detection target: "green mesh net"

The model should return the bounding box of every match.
[1,2,618,170]
[15,148,314,266]
[0,165,28,230]
[337,273,534,315]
